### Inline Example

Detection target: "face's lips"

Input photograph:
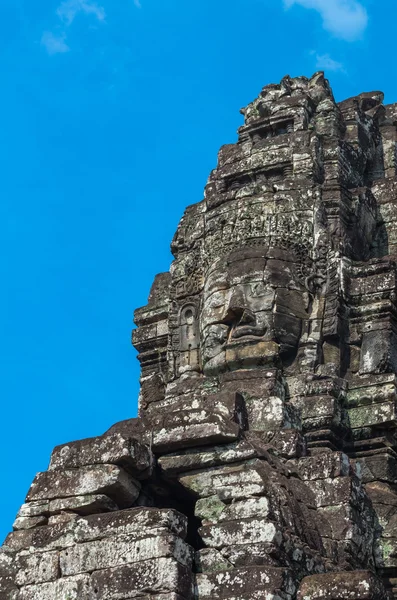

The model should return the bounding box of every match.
[230,325,266,339]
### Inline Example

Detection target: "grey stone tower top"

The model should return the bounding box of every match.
[3,72,397,600]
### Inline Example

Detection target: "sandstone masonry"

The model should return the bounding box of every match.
[3,72,397,599]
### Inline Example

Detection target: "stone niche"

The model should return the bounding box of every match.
[4,72,397,600]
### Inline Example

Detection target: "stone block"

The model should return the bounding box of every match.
[195,494,275,528]
[0,547,16,578]
[48,494,118,516]
[348,401,397,428]
[59,534,193,576]
[158,441,257,475]
[194,495,226,524]
[26,465,140,508]
[49,433,153,478]
[5,520,77,553]
[0,576,18,600]
[150,411,240,452]
[259,428,306,459]
[221,537,324,572]
[378,540,397,568]
[195,566,294,598]
[195,548,233,573]
[220,542,282,569]
[220,368,284,400]
[147,389,245,423]
[244,396,294,431]
[90,557,192,599]
[294,395,346,433]
[346,373,397,408]
[16,495,123,523]
[305,476,363,508]
[18,574,91,600]
[219,497,270,522]
[199,518,281,548]
[360,330,397,375]
[354,453,397,484]
[17,501,50,518]
[287,452,350,481]
[15,550,59,586]
[75,507,188,543]
[13,515,47,530]
[49,513,79,526]
[179,460,269,500]
[316,505,355,541]
[365,480,397,507]
[135,596,185,600]
[297,571,387,599]
[350,271,396,297]
[0,547,18,600]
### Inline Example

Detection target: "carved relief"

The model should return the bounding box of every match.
[178,303,200,374]
[6,74,397,600]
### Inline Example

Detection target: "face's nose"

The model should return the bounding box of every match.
[237,308,256,326]
[221,287,255,327]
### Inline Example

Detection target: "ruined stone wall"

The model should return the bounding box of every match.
[3,72,397,600]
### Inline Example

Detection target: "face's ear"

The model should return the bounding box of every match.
[305,273,326,294]
[274,312,302,348]
[275,289,310,320]
[273,289,307,354]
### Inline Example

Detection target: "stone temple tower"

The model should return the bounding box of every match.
[4,72,397,599]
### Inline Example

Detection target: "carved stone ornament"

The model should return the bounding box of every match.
[4,72,397,600]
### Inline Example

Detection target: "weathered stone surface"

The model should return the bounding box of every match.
[149,411,240,452]
[0,547,19,600]
[49,433,153,478]
[13,515,47,530]
[195,566,295,598]
[354,452,397,483]
[15,550,59,586]
[48,512,79,525]
[199,518,281,548]
[18,574,91,600]
[134,596,186,600]
[179,459,272,500]
[5,520,77,552]
[17,500,50,518]
[195,548,234,573]
[5,508,187,556]
[91,558,192,599]
[297,571,387,599]
[287,453,351,481]
[26,465,140,508]
[48,493,119,515]
[195,496,270,525]
[74,507,188,542]
[15,494,119,521]
[6,73,397,600]
[59,534,193,576]
[158,440,257,475]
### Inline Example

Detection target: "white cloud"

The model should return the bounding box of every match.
[134,0,142,7]
[56,0,106,26]
[284,0,368,41]
[41,0,105,56]
[313,52,346,72]
[41,31,70,55]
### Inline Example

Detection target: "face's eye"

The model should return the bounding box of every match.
[203,325,228,346]
[250,282,267,297]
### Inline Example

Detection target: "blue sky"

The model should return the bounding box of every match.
[0,0,395,541]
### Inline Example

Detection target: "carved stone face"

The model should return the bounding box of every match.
[201,248,309,375]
